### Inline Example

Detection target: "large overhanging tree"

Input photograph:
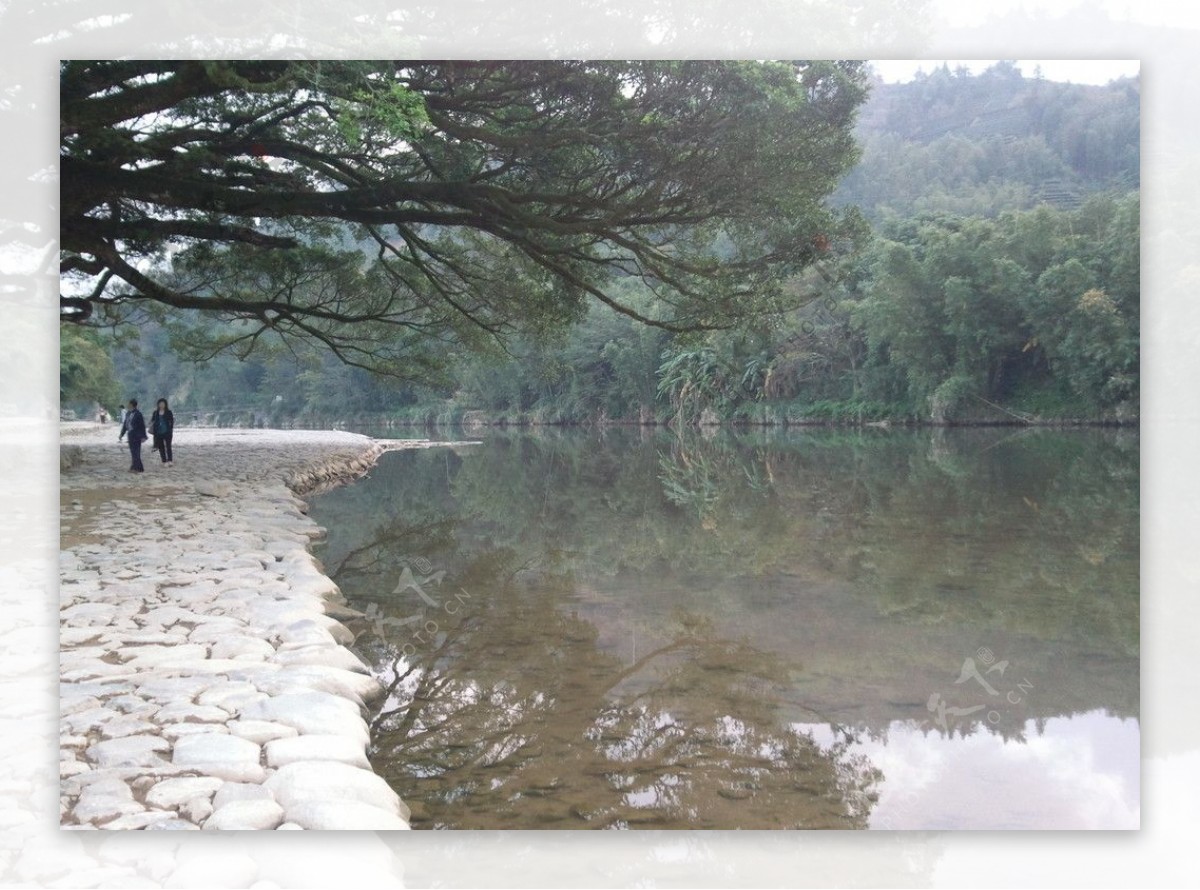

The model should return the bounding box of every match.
[61,60,867,377]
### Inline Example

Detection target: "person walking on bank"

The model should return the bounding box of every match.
[151,398,174,465]
[118,399,147,473]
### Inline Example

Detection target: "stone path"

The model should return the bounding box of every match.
[59,424,426,831]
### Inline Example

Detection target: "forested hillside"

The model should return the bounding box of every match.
[66,63,1139,426]
[837,61,1139,219]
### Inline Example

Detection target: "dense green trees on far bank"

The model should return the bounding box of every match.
[69,63,1139,426]
[856,194,1138,420]
[463,194,1138,425]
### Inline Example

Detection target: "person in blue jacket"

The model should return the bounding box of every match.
[151,398,175,465]
[118,399,147,473]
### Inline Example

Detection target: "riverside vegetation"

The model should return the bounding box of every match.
[68,63,1140,428]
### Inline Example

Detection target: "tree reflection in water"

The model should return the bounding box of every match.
[356,557,880,829]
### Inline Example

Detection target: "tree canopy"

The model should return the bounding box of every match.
[61,60,867,376]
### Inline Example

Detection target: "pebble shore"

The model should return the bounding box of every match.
[58,424,434,831]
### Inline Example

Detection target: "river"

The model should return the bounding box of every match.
[308,426,1139,830]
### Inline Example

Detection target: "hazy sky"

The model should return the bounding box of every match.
[870,59,1140,85]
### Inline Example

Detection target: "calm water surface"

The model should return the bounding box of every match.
[309,427,1139,829]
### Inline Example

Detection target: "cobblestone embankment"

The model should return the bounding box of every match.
[59,424,433,830]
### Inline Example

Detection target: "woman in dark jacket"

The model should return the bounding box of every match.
[151,398,175,465]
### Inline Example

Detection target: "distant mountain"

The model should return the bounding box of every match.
[834,61,1139,220]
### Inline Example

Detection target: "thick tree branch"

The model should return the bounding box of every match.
[60,60,868,369]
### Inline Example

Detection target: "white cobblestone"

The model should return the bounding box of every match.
[203,798,286,830]
[264,734,371,769]
[144,776,223,809]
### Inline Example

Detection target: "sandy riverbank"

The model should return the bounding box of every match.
[58,423,459,830]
